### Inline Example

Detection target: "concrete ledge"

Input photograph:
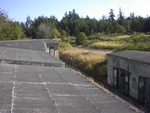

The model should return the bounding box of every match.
[0,59,64,67]
[0,47,64,67]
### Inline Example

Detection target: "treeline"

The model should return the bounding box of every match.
[22,8,150,39]
[1,8,150,40]
[0,8,24,40]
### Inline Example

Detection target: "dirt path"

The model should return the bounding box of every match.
[74,46,113,56]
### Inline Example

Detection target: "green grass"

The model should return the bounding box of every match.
[115,42,150,52]
[86,34,150,52]
[88,34,127,41]
[87,41,128,50]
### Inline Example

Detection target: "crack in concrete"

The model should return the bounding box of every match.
[36,67,59,113]
[10,65,17,113]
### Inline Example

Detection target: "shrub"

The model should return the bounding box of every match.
[59,42,72,50]
[131,34,148,43]
[76,32,87,45]
[52,28,61,38]
[93,60,107,83]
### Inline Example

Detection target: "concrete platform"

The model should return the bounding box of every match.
[0,47,64,67]
[0,64,143,113]
[0,39,59,52]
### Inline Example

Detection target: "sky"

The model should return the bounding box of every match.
[0,0,150,22]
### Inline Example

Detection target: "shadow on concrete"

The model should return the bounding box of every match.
[104,84,150,113]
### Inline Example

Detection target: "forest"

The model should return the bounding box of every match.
[1,8,150,41]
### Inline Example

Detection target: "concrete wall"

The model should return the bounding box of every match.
[107,55,150,100]
[129,74,139,99]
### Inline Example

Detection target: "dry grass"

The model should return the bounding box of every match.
[60,48,105,69]
[60,48,85,56]
[88,41,127,50]
[117,35,130,38]
[78,52,105,64]
[60,48,105,62]
[60,47,107,83]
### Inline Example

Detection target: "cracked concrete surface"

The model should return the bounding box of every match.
[0,64,143,113]
[0,41,143,113]
[0,47,64,67]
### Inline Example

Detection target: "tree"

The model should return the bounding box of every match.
[21,8,150,38]
[60,30,68,41]
[0,21,24,40]
[76,32,87,45]
[118,7,124,25]
[36,23,52,39]
[0,9,24,40]
[118,8,124,21]
[109,9,115,21]
[144,17,150,32]
[26,16,33,28]
[52,28,61,38]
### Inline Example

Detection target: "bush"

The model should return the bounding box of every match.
[59,42,72,50]
[93,60,107,83]
[76,32,87,45]
[115,42,150,52]
[52,28,61,38]
[131,33,148,43]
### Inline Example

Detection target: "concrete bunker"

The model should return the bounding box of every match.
[107,50,150,104]
[0,39,63,67]
[0,39,59,59]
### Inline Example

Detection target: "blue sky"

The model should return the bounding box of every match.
[0,0,150,22]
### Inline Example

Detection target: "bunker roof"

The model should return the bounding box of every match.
[0,39,59,51]
[0,64,143,113]
[0,46,64,67]
[108,50,150,64]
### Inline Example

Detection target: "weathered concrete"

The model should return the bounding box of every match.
[0,39,59,51]
[0,39,59,58]
[107,50,150,107]
[0,47,64,67]
[0,64,143,113]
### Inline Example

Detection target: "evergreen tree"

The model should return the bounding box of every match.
[76,32,87,45]
[109,9,115,21]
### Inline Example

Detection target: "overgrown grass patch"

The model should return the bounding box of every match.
[115,42,150,52]
[86,34,150,51]
[88,34,127,41]
[59,48,107,83]
[87,41,128,50]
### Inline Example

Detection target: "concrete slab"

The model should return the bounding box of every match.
[0,39,59,51]
[0,47,64,67]
[0,64,143,113]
